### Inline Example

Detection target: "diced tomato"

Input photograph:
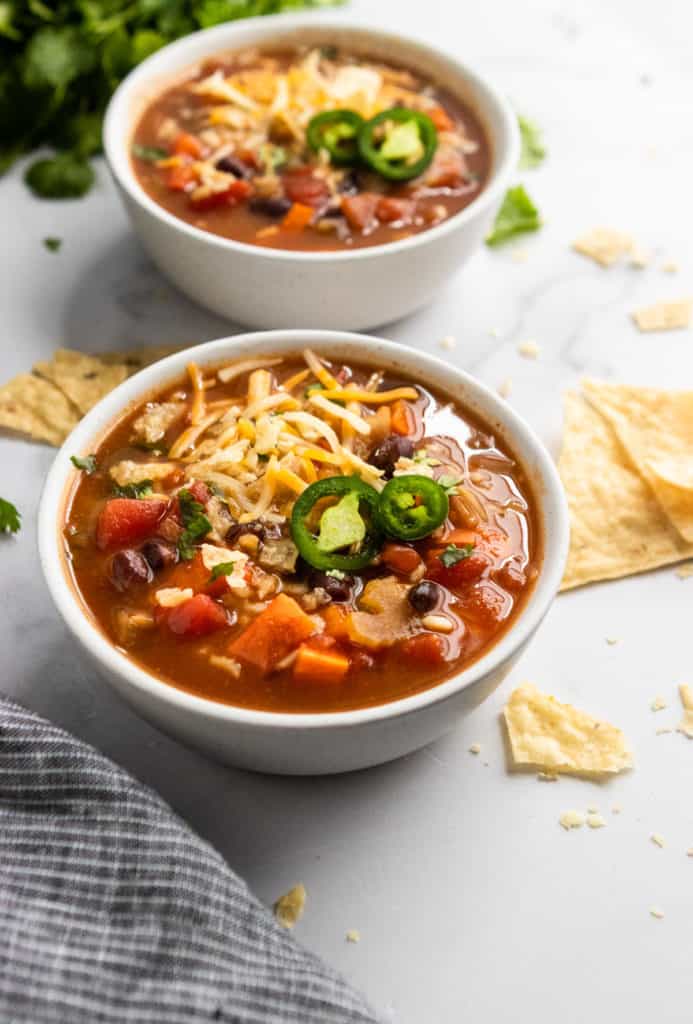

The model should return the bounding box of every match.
[424,150,468,189]
[282,168,330,208]
[493,562,528,592]
[236,147,259,169]
[458,583,507,628]
[187,480,212,507]
[428,551,490,589]
[376,197,416,224]
[400,633,446,665]
[96,498,168,551]
[382,542,423,576]
[166,165,197,191]
[428,106,454,132]
[190,179,252,211]
[281,202,314,230]
[172,132,205,159]
[229,593,315,673]
[341,193,380,232]
[166,594,228,638]
[293,643,350,683]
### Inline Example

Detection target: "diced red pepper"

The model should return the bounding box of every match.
[341,193,379,232]
[189,179,252,211]
[166,594,228,637]
[166,165,197,191]
[376,197,416,225]
[282,168,330,208]
[172,132,205,159]
[400,633,446,665]
[96,498,168,551]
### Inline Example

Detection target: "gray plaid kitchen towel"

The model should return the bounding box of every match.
[0,695,379,1024]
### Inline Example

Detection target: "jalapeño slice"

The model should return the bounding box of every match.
[359,107,438,181]
[290,475,382,571]
[306,109,365,165]
[378,474,449,541]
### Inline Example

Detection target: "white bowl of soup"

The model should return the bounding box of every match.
[39,331,568,775]
[103,15,519,330]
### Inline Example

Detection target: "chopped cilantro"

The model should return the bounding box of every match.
[439,543,475,568]
[131,143,168,163]
[260,143,287,171]
[518,115,546,170]
[209,561,238,582]
[486,185,542,247]
[70,454,97,474]
[25,153,94,199]
[112,480,153,499]
[43,237,62,252]
[437,475,462,496]
[0,498,21,535]
[177,488,211,561]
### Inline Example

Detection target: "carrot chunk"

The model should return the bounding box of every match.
[390,399,414,436]
[166,165,196,191]
[323,604,350,641]
[281,202,315,230]
[229,593,315,673]
[293,644,350,684]
[173,132,204,159]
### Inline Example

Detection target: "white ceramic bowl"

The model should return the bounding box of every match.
[39,331,568,775]
[103,14,520,330]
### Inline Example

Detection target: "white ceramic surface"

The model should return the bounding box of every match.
[103,15,520,330]
[39,331,568,775]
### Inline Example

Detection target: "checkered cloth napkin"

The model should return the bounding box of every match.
[0,695,379,1023]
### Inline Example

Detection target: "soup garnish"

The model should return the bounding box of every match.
[65,349,539,713]
[131,47,490,251]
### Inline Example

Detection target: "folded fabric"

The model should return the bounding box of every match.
[0,695,380,1024]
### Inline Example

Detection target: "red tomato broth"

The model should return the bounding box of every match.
[64,353,540,713]
[131,46,491,252]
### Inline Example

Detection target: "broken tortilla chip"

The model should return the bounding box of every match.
[559,391,693,589]
[632,299,691,332]
[34,349,128,416]
[678,684,693,739]
[0,373,79,445]
[273,884,306,929]
[582,380,693,543]
[573,228,633,267]
[504,683,633,775]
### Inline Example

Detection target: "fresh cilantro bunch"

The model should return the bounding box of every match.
[0,0,344,199]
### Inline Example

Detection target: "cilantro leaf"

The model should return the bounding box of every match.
[22,26,96,91]
[43,236,62,251]
[0,497,21,535]
[132,143,168,163]
[437,474,461,496]
[25,153,94,198]
[486,185,542,247]
[518,115,546,170]
[209,561,238,582]
[439,543,475,568]
[177,487,211,560]
[112,480,153,499]
[70,454,97,474]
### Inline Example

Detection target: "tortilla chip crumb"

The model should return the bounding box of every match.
[489,326,502,338]
[517,339,540,359]
[586,813,606,829]
[498,378,513,398]
[346,929,361,943]
[573,227,633,267]
[629,247,650,269]
[632,299,692,332]
[662,262,679,274]
[469,742,481,755]
[687,848,693,857]
[650,696,667,712]
[676,562,693,579]
[559,810,585,830]
[605,637,620,646]
[537,772,558,782]
[274,884,306,929]
[650,907,665,920]
[511,247,529,263]
[439,335,456,351]
[678,684,693,737]
[651,833,666,849]
[612,805,622,815]
[656,727,673,735]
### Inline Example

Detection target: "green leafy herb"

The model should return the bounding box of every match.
[260,143,287,171]
[177,487,211,561]
[439,543,475,568]
[486,185,542,247]
[209,561,238,582]
[437,475,462,496]
[112,480,153,499]
[43,236,62,251]
[70,454,97,474]
[132,143,168,163]
[518,115,546,170]
[0,498,21,535]
[1,0,345,197]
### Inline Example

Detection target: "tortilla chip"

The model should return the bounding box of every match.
[0,374,79,446]
[678,684,693,739]
[504,683,633,775]
[34,349,128,416]
[559,392,693,589]
[573,228,633,267]
[632,299,691,332]
[582,380,693,543]
[273,884,306,929]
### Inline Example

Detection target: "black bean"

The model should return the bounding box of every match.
[248,195,292,219]
[111,550,151,591]
[309,570,355,603]
[369,434,415,478]
[337,170,360,195]
[408,580,441,614]
[141,539,177,573]
[226,519,282,545]
[216,155,252,178]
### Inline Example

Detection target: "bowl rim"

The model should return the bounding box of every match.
[39,330,569,732]
[102,11,520,264]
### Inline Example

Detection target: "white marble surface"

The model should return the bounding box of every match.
[1,0,692,1020]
